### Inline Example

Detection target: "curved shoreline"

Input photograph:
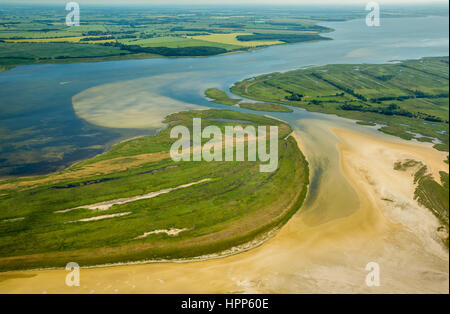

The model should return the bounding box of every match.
[0,129,310,274]
[0,125,448,293]
[0,13,448,293]
[0,226,282,275]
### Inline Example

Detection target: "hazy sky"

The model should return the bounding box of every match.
[3,0,449,5]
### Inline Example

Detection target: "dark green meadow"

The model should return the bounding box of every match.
[0,110,309,271]
[394,160,449,247]
[0,42,133,69]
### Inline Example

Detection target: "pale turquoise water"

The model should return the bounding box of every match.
[0,16,448,177]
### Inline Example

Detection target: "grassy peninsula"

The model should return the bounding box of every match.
[0,110,309,271]
[231,57,449,152]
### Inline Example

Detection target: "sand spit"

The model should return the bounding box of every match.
[55,179,212,213]
[134,228,189,239]
[290,132,307,161]
[67,212,132,223]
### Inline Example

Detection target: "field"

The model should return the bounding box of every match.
[0,110,309,271]
[0,42,133,68]
[2,4,444,70]
[231,57,450,152]
[239,102,293,113]
[0,5,335,69]
[118,36,240,50]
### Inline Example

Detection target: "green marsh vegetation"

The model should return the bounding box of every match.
[231,57,449,152]
[0,42,135,68]
[0,110,309,271]
[394,160,449,247]
[205,88,293,112]
[239,102,293,113]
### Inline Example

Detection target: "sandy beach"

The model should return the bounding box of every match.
[0,126,448,294]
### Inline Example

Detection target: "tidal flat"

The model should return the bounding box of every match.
[0,15,448,293]
[0,110,309,272]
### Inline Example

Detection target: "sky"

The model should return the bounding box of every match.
[2,0,449,5]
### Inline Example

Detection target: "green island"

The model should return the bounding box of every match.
[0,110,309,271]
[205,88,293,112]
[230,57,449,152]
[0,6,333,71]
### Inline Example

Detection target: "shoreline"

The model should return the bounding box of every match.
[331,127,448,255]
[0,127,448,293]
[0,34,336,74]
[0,132,309,274]
[0,45,273,74]
[0,226,282,276]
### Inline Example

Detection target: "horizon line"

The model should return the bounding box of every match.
[1,1,449,6]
